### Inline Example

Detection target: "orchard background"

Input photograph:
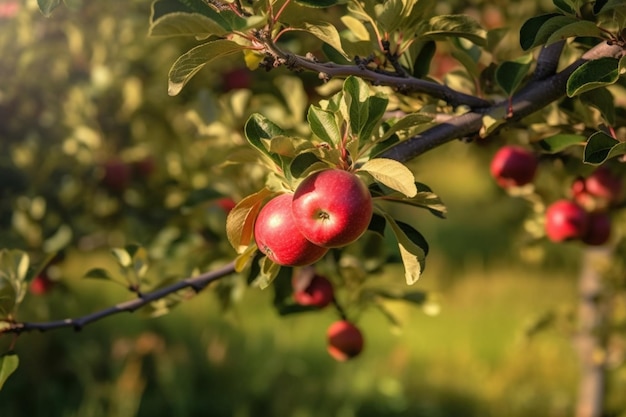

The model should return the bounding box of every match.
[1,0,626,416]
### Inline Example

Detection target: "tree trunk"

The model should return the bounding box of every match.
[575,247,610,417]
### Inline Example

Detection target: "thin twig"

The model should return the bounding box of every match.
[1,261,237,335]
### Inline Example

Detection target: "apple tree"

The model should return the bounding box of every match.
[2,0,626,415]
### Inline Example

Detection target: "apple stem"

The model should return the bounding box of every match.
[333,298,348,321]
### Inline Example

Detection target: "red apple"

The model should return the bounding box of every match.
[545,199,589,242]
[292,170,373,248]
[584,167,622,203]
[490,146,538,188]
[221,67,252,91]
[292,273,334,308]
[582,211,611,246]
[101,158,132,192]
[254,194,328,267]
[215,197,236,214]
[29,274,54,295]
[327,320,364,361]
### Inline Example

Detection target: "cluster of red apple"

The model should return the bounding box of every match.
[490,145,622,245]
[254,169,373,267]
[292,272,364,361]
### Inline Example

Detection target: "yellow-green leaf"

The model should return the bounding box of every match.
[359,158,417,197]
[226,188,275,253]
[0,354,19,391]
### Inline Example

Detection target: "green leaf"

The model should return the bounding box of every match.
[307,106,340,145]
[553,0,576,14]
[0,250,30,312]
[567,57,624,97]
[294,0,339,7]
[583,131,626,165]
[370,182,447,218]
[37,0,61,16]
[83,268,115,280]
[374,288,428,305]
[545,20,603,45]
[495,54,533,96]
[519,13,563,50]
[381,113,433,141]
[289,21,348,59]
[289,151,329,179]
[111,248,132,268]
[0,354,19,391]
[382,213,427,285]
[538,134,586,153]
[244,113,285,166]
[423,15,486,45]
[361,96,389,142]
[581,88,616,125]
[252,256,281,289]
[367,212,387,237]
[226,188,275,253]
[149,12,228,38]
[168,40,246,96]
[358,158,417,197]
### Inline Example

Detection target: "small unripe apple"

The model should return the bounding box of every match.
[545,199,589,242]
[292,170,373,248]
[327,320,364,361]
[292,273,334,308]
[490,146,538,188]
[582,211,611,246]
[254,194,328,267]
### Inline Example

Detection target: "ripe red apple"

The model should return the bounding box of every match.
[545,199,589,242]
[101,158,132,192]
[215,197,236,214]
[29,273,54,295]
[292,273,334,308]
[583,167,622,203]
[327,320,364,361]
[221,67,252,91]
[291,170,373,248]
[490,146,538,188]
[582,211,611,246]
[254,194,328,267]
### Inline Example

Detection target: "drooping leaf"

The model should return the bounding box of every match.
[583,131,626,165]
[226,188,275,253]
[149,12,228,38]
[567,57,624,97]
[370,182,447,218]
[367,212,387,237]
[495,54,533,96]
[519,13,563,50]
[580,88,616,125]
[83,268,115,281]
[252,256,281,289]
[168,40,247,96]
[37,0,61,16]
[538,134,586,153]
[381,113,433,141]
[382,213,427,285]
[307,106,341,145]
[359,159,417,197]
[0,354,19,391]
[244,113,286,166]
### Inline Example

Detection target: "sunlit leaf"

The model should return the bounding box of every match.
[423,15,486,45]
[289,21,348,59]
[359,159,417,197]
[382,213,427,285]
[308,106,341,145]
[0,354,19,391]
[226,188,275,253]
[168,40,247,96]
[381,113,433,141]
[244,113,285,166]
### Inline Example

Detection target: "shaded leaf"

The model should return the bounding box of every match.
[583,131,626,165]
[308,106,340,144]
[567,57,623,97]
[495,54,533,96]
[581,88,615,125]
[294,0,339,7]
[37,0,61,16]
[244,113,285,166]
[538,134,586,153]
[367,212,387,237]
[83,268,115,280]
[168,40,246,96]
[289,152,328,179]
[0,354,19,391]
[519,13,563,50]
[545,20,603,45]
[359,159,417,197]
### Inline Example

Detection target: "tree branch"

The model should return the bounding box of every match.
[1,261,237,335]
[380,42,626,163]
[262,39,492,109]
